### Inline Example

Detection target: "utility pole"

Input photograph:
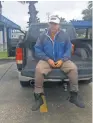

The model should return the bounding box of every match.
[46,12,50,22]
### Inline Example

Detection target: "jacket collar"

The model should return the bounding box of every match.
[45,28,62,37]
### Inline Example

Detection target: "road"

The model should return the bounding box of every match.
[0,61,92,123]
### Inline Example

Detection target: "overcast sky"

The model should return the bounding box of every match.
[2,1,88,30]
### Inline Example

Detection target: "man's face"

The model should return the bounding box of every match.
[49,22,60,33]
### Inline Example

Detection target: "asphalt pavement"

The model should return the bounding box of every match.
[0,61,92,123]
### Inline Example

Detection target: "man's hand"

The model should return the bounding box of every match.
[48,59,56,68]
[54,60,63,68]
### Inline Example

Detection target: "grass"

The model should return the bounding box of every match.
[0,51,15,59]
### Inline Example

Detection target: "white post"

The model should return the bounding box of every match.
[0,31,3,51]
[3,26,7,51]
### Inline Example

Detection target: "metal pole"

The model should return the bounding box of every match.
[0,1,2,15]
[46,12,50,22]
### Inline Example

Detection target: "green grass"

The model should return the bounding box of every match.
[0,51,15,59]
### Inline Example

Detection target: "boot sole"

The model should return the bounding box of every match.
[69,100,85,108]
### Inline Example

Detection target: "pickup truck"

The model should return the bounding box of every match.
[16,22,92,87]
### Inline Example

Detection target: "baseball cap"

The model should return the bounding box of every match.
[49,16,60,24]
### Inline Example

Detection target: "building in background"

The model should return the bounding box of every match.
[0,14,21,51]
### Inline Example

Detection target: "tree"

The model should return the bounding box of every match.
[20,1,39,26]
[88,1,92,9]
[0,1,40,25]
[54,15,67,23]
[82,1,92,20]
[60,17,66,23]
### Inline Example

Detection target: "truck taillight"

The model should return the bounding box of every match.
[16,48,23,64]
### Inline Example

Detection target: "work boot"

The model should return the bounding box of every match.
[69,91,85,108]
[31,93,44,111]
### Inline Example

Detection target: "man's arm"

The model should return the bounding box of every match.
[34,35,49,61]
[62,33,72,62]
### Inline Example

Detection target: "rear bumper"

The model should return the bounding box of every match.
[18,71,92,82]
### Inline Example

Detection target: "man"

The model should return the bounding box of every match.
[32,15,85,111]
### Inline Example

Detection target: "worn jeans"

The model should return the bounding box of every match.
[34,60,79,93]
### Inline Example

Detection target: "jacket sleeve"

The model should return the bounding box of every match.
[61,33,72,62]
[34,36,50,61]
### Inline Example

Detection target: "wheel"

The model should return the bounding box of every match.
[7,50,11,57]
[7,49,15,57]
[79,78,92,84]
[29,80,34,88]
[7,50,13,57]
[20,81,30,87]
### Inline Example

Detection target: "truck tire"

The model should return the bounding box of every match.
[79,78,92,84]
[7,50,11,57]
[20,81,30,87]
[7,50,13,57]
[84,78,92,84]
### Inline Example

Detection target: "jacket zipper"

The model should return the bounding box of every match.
[52,33,58,61]
[49,37,55,61]
[46,34,55,60]
[46,32,59,61]
[52,41,55,61]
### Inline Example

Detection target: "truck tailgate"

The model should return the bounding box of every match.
[21,55,92,80]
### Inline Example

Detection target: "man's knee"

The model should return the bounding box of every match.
[35,60,45,73]
[61,61,78,73]
[70,63,78,71]
[35,66,43,74]
[35,61,51,75]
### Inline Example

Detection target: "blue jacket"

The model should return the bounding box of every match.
[34,29,72,62]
